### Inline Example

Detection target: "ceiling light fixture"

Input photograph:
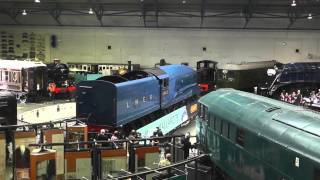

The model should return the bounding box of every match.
[22,9,27,16]
[291,0,296,7]
[182,0,186,4]
[308,13,312,20]
[35,0,40,3]
[89,8,94,14]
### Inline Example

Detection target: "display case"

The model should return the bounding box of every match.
[43,128,65,179]
[100,149,127,178]
[65,150,91,179]
[66,124,88,149]
[30,148,56,180]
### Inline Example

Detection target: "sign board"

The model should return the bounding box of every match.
[138,106,188,138]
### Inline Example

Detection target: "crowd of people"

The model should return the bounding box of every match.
[94,126,166,148]
[95,127,193,159]
[279,89,320,106]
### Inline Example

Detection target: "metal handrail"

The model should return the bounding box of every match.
[107,154,208,180]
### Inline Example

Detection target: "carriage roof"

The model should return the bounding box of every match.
[217,60,277,70]
[0,59,46,70]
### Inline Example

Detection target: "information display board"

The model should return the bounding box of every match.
[138,106,188,138]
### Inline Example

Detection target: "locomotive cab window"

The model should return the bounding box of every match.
[199,104,208,122]
[162,78,169,88]
[236,128,245,147]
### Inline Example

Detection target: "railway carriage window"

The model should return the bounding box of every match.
[227,123,230,139]
[204,106,208,121]
[199,104,203,118]
[222,121,229,137]
[236,129,245,147]
[213,116,216,129]
[4,71,8,81]
[215,118,221,133]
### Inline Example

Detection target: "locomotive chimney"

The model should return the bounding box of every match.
[128,61,132,72]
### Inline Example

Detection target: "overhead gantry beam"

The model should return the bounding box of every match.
[154,0,159,27]
[243,0,253,29]
[287,6,297,29]
[50,8,62,26]
[94,6,104,27]
[6,9,20,25]
[200,0,207,28]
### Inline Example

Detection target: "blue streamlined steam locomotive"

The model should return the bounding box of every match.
[76,64,200,131]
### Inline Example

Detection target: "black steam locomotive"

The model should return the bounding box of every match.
[197,60,217,94]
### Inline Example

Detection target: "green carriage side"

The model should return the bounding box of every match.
[197,89,320,180]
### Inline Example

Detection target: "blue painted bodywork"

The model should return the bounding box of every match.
[76,64,200,127]
[158,65,200,108]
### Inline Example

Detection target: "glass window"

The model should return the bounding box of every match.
[222,121,229,137]
[215,118,221,133]
[5,71,9,81]
[227,123,231,139]
[204,106,208,121]
[199,104,203,118]
[213,116,216,129]
[163,78,169,87]
[236,128,245,147]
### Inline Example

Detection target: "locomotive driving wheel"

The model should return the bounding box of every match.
[18,94,27,103]
[19,95,27,103]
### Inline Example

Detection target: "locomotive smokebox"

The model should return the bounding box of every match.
[128,61,132,72]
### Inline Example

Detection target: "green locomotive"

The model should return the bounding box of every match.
[197,89,320,180]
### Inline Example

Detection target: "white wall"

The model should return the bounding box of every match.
[1,26,320,67]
